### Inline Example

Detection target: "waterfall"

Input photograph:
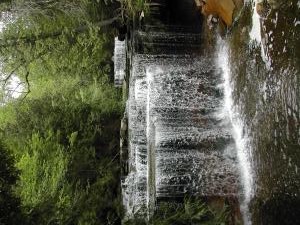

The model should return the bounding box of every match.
[216,39,254,224]
[249,0,271,70]
[121,26,241,219]
[114,38,126,87]
[120,0,300,223]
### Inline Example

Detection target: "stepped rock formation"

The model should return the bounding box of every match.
[117,0,242,222]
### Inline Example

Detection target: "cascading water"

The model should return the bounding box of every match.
[114,38,126,87]
[216,0,300,224]
[118,0,300,224]
[216,39,254,225]
[120,5,242,218]
[123,50,241,218]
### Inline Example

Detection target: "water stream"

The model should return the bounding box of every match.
[221,1,300,224]
[118,0,300,224]
[217,39,253,224]
[120,12,241,220]
[123,49,241,215]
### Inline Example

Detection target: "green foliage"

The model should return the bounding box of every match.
[0,0,119,103]
[0,68,123,224]
[16,132,69,208]
[125,198,230,225]
[0,0,124,224]
[0,1,11,12]
[0,141,25,225]
[121,0,149,18]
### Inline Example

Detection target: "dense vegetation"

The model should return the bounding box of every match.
[0,1,232,224]
[125,198,232,225]
[0,0,124,224]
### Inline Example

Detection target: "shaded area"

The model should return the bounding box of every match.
[226,1,300,224]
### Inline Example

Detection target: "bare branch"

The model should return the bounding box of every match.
[6,81,23,92]
[1,59,26,84]
[1,48,48,87]
[22,71,30,100]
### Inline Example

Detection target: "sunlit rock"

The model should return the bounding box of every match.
[195,0,236,26]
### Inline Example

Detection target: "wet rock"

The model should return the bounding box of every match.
[251,194,300,225]
[267,0,285,9]
[120,110,129,177]
[256,0,285,17]
[195,0,236,26]
[256,1,267,17]
[118,24,127,41]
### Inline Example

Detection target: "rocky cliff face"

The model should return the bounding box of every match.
[221,0,300,224]
[120,0,242,223]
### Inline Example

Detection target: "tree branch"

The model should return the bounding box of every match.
[1,49,48,86]
[22,71,30,100]
[0,16,120,48]
[1,59,26,84]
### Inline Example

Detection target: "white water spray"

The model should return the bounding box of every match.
[217,39,254,225]
[249,0,274,70]
[249,1,262,44]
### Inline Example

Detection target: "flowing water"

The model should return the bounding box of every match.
[114,37,126,87]
[218,1,300,224]
[122,38,241,218]
[120,0,242,220]
[117,0,300,224]
[217,40,254,224]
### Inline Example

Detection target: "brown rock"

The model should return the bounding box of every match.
[256,2,265,16]
[200,0,236,26]
[194,0,202,7]
[195,0,244,27]
[255,1,270,18]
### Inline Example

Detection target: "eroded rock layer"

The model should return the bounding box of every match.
[121,0,241,218]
